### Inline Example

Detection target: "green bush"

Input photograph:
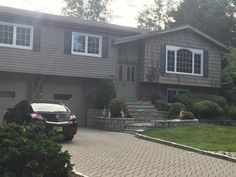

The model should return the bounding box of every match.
[168,102,186,119]
[108,98,128,117]
[95,79,116,109]
[151,91,163,105]
[173,93,227,111]
[155,100,169,111]
[0,123,73,177]
[182,111,195,120]
[227,105,236,119]
[193,100,224,119]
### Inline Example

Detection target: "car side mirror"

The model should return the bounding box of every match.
[7,108,13,112]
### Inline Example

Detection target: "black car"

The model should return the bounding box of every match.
[3,100,77,140]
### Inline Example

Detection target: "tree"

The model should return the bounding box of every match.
[221,48,236,104]
[167,0,236,46]
[62,0,111,22]
[137,0,179,30]
[95,79,116,109]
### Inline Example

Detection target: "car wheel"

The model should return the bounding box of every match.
[64,135,74,141]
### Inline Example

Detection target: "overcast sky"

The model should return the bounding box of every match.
[0,0,155,27]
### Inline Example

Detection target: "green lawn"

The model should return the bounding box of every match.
[143,124,236,152]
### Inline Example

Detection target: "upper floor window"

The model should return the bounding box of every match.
[0,22,33,49]
[72,32,102,57]
[166,45,203,76]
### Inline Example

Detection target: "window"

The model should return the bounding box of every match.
[167,89,188,103]
[0,91,15,98]
[0,22,33,49]
[131,66,135,82]
[127,66,131,81]
[119,65,123,81]
[166,45,203,76]
[54,94,72,101]
[72,32,102,57]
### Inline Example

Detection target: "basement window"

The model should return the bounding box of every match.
[54,94,72,101]
[0,91,15,98]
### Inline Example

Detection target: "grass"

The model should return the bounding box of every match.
[143,124,236,152]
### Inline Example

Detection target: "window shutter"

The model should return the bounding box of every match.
[160,44,166,74]
[203,50,209,77]
[64,31,72,55]
[33,26,41,51]
[102,36,109,58]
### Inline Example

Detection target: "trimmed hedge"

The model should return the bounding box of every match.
[182,111,195,120]
[193,100,224,119]
[151,91,164,105]
[108,98,128,117]
[168,102,186,119]
[155,100,169,111]
[227,105,236,119]
[0,123,73,177]
[173,93,227,111]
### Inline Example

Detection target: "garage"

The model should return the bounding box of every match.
[0,80,28,124]
[42,82,85,126]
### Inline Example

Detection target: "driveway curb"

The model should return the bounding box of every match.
[135,133,236,163]
[73,169,89,177]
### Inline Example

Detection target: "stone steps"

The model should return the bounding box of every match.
[124,123,153,134]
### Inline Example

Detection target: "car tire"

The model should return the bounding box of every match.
[64,135,74,141]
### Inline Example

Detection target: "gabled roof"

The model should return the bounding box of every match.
[113,24,228,51]
[0,6,145,35]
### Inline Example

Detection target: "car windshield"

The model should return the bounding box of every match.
[31,103,68,113]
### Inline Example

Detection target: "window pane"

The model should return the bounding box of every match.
[177,49,193,73]
[16,26,31,47]
[131,66,135,82]
[127,66,131,81]
[0,24,13,44]
[119,65,123,81]
[54,94,72,100]
[167,50,175,71]
[194,54,201,74]
[73,33,85,53]
[88,36,100,54]
[167,90,177,103]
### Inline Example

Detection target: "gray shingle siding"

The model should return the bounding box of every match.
[142,30,223,88]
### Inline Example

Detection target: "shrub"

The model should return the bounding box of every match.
[182,111,195,120]
[108,98,128,117]
[95,79,116,109]
[151,91,163,105]
[0,123,73,177]
[227,105,236,119]
[168,102,186,119]
[173,93,227,112]
[155,100,169,111]
[193,100,224,119]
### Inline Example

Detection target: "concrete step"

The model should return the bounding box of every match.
[126,101,151,106]
[124,123,153,134]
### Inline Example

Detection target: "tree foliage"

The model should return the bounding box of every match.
[137,0,169,30]
[167,0,236,46]
[62,0,111,22]
[221,48,236,104]
[95,79,116,109]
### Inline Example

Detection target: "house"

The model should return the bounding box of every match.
[0,6,228,126]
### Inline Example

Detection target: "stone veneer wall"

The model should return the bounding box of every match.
[87,109,135,131]
[151,119,199,128]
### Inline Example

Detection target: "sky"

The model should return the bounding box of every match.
[0,0,155,27]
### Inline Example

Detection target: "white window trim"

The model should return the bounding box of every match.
[71,32,102,58]
[166,88,189,103]
[0,21,33,50]
[165,45,203,76]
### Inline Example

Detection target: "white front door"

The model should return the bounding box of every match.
[116,64,137,100]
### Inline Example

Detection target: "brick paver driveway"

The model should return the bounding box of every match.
[62,128,236,177]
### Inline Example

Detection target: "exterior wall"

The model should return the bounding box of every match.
[142,29,223,88]
[0,16,123,80]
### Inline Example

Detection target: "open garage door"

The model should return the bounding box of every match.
[42,82,85,126]
[0,80,28,124]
